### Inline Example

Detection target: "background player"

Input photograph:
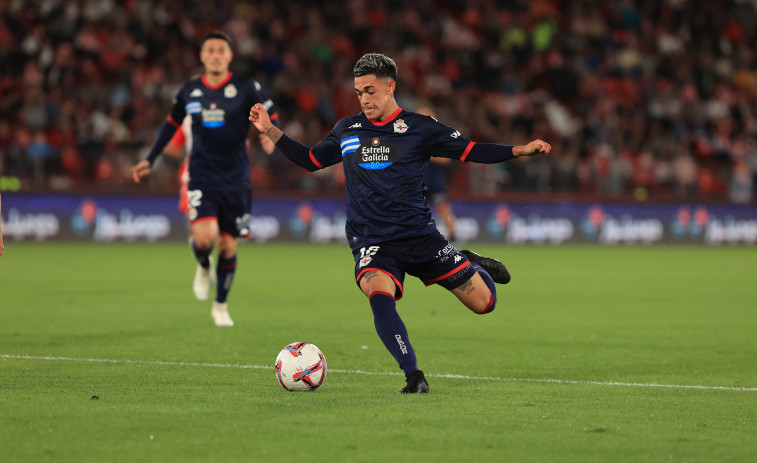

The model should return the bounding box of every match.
[131,31,279,327]
[417,106,458,243]
[250,53,551,393]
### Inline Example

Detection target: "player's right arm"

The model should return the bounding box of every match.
[131,88,188,183]
[249,103,341,172]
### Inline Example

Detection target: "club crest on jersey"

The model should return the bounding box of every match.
[201,103,226,128]
[224,84,237,98]
[358,255,372,267]
[393,119,408,133]
[357,138,397,170]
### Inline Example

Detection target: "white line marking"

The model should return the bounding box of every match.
[3,354,756,392]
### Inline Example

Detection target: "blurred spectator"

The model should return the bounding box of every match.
[0,0,755,204]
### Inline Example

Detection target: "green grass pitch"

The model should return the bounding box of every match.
[1,242,756,462]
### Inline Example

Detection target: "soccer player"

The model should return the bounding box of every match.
[131,31,279,327]
[417,106,458,243]
[250,53,550,393]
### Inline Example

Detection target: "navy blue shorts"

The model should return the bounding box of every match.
[353,232,476,300]
[187,187,252,238]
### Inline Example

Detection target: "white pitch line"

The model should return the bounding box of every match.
[2,354,756,392]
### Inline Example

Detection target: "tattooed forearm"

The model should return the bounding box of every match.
[265,126,283,144]
[458,279,475,295]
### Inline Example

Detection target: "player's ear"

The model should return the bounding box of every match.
[387,79,396,95]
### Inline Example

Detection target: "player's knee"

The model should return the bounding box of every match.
[471,291,496,315]
[193,235,214,249]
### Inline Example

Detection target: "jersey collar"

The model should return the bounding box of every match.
[202,72,233,89]
[367,107,403,126]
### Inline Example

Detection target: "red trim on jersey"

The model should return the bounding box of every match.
[459,141,476,162]
[308,149,324,169]
[424,262,471,286]
[367,107,403,126]
[202,72,233,89]
[167,115,181,128]
[356,268,404,300]
[369,290,394,300]
[270,112,279,121]
[178,162,188,213]
[191,217,217,225]
[169,127,186,147]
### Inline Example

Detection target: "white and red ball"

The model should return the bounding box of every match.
[274,342,327,391]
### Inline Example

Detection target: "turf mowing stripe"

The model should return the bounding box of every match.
[3,353,756,392]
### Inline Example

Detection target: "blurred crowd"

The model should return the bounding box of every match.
[1,0,757,203]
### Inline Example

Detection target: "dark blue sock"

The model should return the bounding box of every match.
[369,291,418,375]
[215,254,237,303]
[191,240,212,268]
[470,262,497,313]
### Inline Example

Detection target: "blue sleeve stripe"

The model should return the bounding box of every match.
[340,136,360,156]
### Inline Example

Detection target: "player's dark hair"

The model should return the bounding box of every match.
[200,30,233,49]
[353,53,398,81]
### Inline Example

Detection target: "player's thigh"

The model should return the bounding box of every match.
[354,244,405,300]
[449,272,492,314]
[358,269,396,298]
[187,187,221,241]
[190,219,218,248]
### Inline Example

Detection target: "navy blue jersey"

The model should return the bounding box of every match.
[307,108,474,251]
[166,73,277,191]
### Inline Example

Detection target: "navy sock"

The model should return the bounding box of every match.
[470,262,497,313]
[191,240,212,268]
[369,292,418,375]
[215,254,237,303]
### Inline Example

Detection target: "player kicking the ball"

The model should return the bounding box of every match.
[250,53,551,393]
[132,31,279,326]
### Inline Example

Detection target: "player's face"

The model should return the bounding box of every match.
[200,39,233,75]
[354,75,396,121]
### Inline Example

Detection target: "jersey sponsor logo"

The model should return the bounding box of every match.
[348,123,362,128]
[224,84,237,98]
[340,135,361,156]
[393,119,408,133]
[201,103,226,128]
[186,101,202,115]
[190,88,204,97]
[357,138,396,170]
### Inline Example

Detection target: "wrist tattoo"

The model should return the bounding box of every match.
[265,127,283,144]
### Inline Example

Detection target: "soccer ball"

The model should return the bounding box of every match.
[274,342,327,391]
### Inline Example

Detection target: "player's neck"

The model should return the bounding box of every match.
[374,101,400,122]
[204,71,230,88]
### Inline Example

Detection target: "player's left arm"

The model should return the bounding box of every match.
[424,117,551,163]
[463,139,552,163]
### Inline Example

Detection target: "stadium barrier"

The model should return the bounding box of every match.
[2,194,756,245]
